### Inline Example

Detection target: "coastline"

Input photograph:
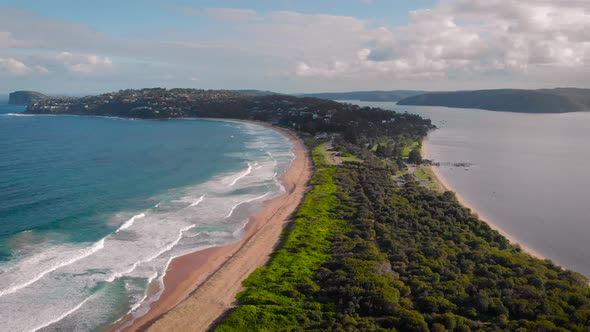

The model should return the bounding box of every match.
[421,137,546,261]
[114,121,312,331]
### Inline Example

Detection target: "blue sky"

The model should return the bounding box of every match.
[4,1,436,31]
[0,0,588,94]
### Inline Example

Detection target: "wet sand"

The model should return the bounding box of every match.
[113,122,312,332]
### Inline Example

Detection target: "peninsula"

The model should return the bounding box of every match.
[24,88,590,331]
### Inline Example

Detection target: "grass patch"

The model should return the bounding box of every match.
[401,140,421,160]
[414,165,443,192]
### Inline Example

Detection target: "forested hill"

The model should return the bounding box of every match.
[25,88,434,142]
[300,90,425,102]
[397,88,590,113]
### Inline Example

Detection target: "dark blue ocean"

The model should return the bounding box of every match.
[0,104,293,331]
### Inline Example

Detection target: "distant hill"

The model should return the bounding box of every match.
[232,89,280,96]
[9,91,47,105]
[397,88,590,113]
[300,90,425,102]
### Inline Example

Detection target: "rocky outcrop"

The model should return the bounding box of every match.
[9,91,47,105]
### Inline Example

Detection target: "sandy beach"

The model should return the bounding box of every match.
[113,122,312,332]
[422,138,546,260]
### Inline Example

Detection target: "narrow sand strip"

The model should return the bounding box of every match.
[115,123,311,332]
[422,138,546,260]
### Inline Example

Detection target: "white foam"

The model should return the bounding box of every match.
[144,225,196,263]
[229,162,252,186]
[225,192,270,219]
[273,172,286,193]
[0,238,105,298]
[188,195,205,207]
[31,295,94,332]
[0,120,296,330]
[105,261,139,283]
[116,213,145,232]
[106,225,196,283]
[5,113,36,117]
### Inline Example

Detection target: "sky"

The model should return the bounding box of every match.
[0,0,589,94]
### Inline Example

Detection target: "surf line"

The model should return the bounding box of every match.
[0,239,105,299]
[31,294,95,332]
[225,192,270,219]
[229,162,253,186]
[0,209,150,298]
[106,224,196,283]
[116,213,146,233]
[188,195,205,207]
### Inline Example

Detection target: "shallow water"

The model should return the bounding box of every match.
[348,101,590,278]
[0,105,293,331]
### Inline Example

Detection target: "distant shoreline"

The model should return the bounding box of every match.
[112,120,312,332]
[421,137,547,261]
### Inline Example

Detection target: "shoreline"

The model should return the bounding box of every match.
[113,120,311,331]
[421,137,546,261]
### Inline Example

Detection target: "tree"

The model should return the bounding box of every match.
[408,147,422,164]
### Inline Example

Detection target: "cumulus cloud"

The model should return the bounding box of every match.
[1,2,589,92]
[294,0,590,79]
[0,57,48,75]
[0,57,30,74]
[56,52,113,73]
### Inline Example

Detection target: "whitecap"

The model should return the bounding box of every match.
[116,213,146,233]
[0,238,105,298]
[31,295,94,332]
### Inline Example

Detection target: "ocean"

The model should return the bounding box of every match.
[349,101,590,278]
[0,104,293,331]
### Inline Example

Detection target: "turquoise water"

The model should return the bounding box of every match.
[348,101,590,278]
[0,104,293,331]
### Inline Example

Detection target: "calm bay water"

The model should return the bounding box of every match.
[0,104,293,331]
[351,101,590,278]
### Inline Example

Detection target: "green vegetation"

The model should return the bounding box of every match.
[414,165,442,192]
[217,137,590,331]
[397,88,590,113]
[58,89,588,331]
[27,88,590,330]
[401,141,420,160]
[216,145,346,331]
[339,148,363,163]
[408,147,422,164]
[316,143,362,165]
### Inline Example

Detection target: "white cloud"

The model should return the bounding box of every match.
[33,65,49,74]
[56,52,113,73]
[0,57,30,74]
[290,0,590,80]
[1,3,590,92]
[0,57,48,75]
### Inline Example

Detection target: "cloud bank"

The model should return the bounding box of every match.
[0,1,588,92]
[296,0,590,80]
